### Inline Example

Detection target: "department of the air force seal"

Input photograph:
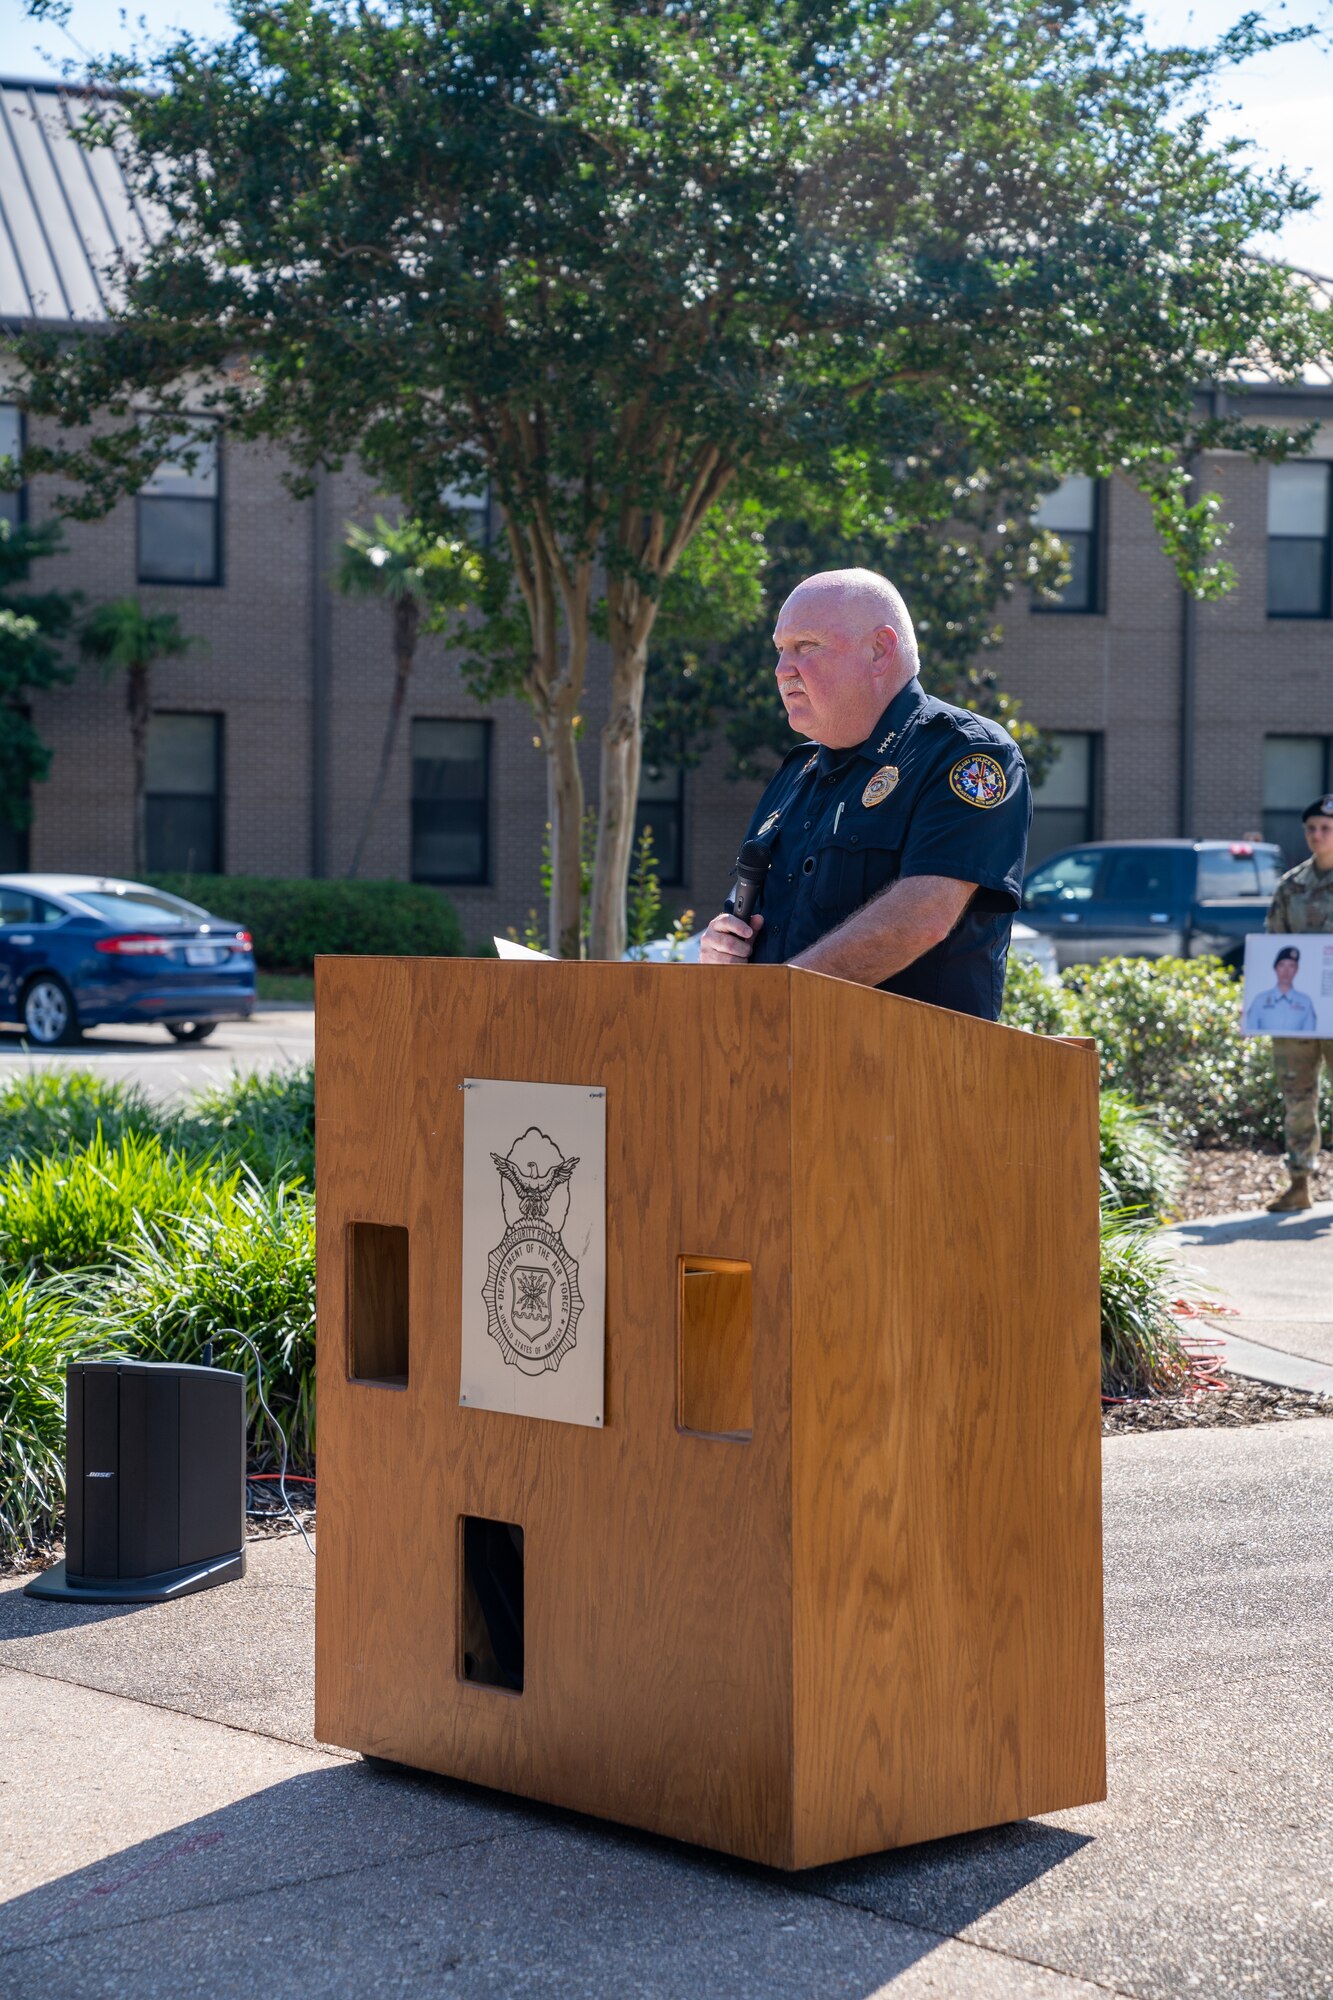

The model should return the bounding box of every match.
[948,752,1008,808]
[482,1126,584,1376]
[861,765,899,809]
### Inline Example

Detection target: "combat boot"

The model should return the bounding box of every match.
[1267,1171,1312,1213]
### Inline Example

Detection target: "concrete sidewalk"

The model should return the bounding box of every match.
[2,1420,1331,1999]
[1163,1200,1333,1394]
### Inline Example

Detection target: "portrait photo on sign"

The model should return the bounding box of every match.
[460,1078,606,1426]
[1240,934,1333,1039]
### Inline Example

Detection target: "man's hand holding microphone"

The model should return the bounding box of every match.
[699,841,769,966]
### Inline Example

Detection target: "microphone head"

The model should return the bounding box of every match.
[735,839,770,885]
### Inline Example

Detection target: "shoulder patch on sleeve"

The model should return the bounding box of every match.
[948,752,1010,809]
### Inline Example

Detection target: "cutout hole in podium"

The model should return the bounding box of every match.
[459,1516,524,1692]
[678,1257,753,1440]
[347,1222,409,1387]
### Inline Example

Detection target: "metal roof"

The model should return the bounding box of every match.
[0,77,153,326]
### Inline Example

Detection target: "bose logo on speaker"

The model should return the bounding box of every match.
[87,1470,115,1479]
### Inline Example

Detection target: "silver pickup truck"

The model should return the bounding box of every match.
[1019,839,1283,971]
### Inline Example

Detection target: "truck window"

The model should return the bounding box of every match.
[1022,852,1101,907]
[1197,847,1280,899]
[1100,850,1179,904]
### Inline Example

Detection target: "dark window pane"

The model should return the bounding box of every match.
[1033,531,1095,612]
[0,889,34,924]
[1026,808,1093,870]
[1264,811,1314,869]
[1268,538,1327,616]
[138,497,219,583]
[0,404,22,528]
[0,808,29,872]
[411,719,489,883]
[147,713,219,795]
[1100,850,1179,904]
[146,796,221,874]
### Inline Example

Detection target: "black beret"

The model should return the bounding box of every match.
[1274,946,1300,965]
[1302,794,1333,821]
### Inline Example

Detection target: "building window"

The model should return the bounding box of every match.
[1026,731,1098,869]
[146,713,223,873]
[1032,477,1101,613]
[0,404,24,529]
[1267,464,1331,617]
[634,765,685,887]
[411,719,490,885]
[441,479,490,546]
[0,811,29,872]
[137,424,221,585]
[1264,735,1331,865]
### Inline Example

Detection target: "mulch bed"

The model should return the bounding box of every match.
[1103,1376,1333,1435]
[1177,1146,1333,1221]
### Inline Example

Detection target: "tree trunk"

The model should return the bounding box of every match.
[542,598,590,959]
[127,659,151,877]
[346,593,419,881]
[589,633,647,962]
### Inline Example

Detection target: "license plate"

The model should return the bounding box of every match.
[185,944,226,966]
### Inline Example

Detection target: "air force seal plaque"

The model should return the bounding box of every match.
[460,1078,607,1426]
[482,1128,584,1375]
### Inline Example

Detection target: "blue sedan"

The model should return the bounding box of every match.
[0,875,256,1047]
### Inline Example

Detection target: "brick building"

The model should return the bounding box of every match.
[3,76,1332,947]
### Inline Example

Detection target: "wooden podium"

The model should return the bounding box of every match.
[314,958,1104,1869]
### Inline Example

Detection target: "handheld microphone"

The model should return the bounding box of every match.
[731,839,771,927]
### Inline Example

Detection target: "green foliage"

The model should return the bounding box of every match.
[0,1130,239,1275]
[337,514,485,618]
[170,1064,315,1185]
[0,1070,162,1164]
[89,1180,317,1471]
[1099,1213,1190,1397]
[626,826,664,960]
[1064,955,1303,1146]
[1001,954,1078,1037]
[143,874,465,972]
[0,517,78,828]
[0,1273,115,1559]
[1098,1092,1184,1224]
[78,597,195,678]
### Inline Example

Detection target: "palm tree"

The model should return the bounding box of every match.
[79,599,199,875]
[337,515,484,880]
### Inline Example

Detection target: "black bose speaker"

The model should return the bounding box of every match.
[25,1359,246,1604]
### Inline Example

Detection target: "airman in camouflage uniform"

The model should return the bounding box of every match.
[1265,793,1333,1212]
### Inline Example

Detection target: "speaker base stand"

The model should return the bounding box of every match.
[24,1549,246,1604]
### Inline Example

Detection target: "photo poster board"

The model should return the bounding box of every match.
[460,1077,607,1426]
[1240,933,1333,1038]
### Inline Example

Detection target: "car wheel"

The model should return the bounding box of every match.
[166,1020,218,1043]
[21,975,81,1048]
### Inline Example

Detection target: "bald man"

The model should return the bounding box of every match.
[700,568,1031,1020]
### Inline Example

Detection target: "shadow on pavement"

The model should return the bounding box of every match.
[0,1574,150,1640]
[0,1759,1089,1995]
[1169,1207,1333,1247]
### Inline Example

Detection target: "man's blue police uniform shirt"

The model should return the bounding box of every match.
[740,677,1032,1021]
[1244,985,1318,1035]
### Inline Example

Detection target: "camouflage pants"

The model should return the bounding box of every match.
[1271,1039,1333,1171]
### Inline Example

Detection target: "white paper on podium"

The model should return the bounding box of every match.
[459,1077,606,1426]
[492,936,553,960]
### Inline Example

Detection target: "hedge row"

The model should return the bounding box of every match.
[145,874,465,973]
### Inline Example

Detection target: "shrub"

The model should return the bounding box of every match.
[0,1131,239,1275]
[1001,953,1077,1036]
[0,1071,163,1165]
[1099,1212,1190,1395]
[93,1179,317,1469]
[144,873,465,973]
[1099,1090,1184,1222]
[169,1063,315,1185]
[0,1274,117,1559]
[1061,955,1300,1146]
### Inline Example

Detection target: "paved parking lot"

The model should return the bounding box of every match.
[0,1009,315,1104]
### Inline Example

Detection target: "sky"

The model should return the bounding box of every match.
[3,0,1332,275]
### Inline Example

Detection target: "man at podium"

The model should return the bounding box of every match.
[700,568,1032,1022]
